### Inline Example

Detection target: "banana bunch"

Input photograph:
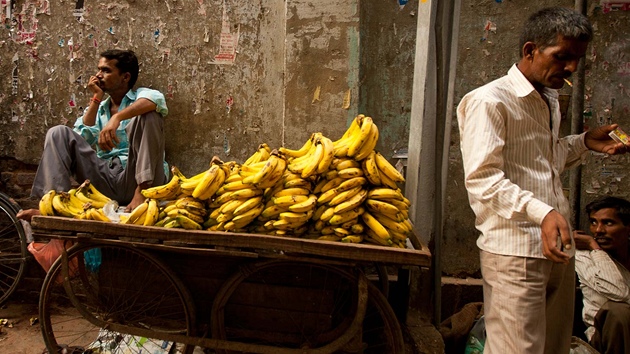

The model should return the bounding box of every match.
[75,207,111,222]
[362,150,405,189]
[153,196,207,230]
[332,115,379,161]
[75,180,113,208]
[256,172,317,236]
[243,143,271,165]
[121,198,162,227]
[206,171,265,232]
[45,190,89,218]
[286,133,334,179]
[240,150,287,189]
[360,187,414,248]
[141,166,183,201]
[174,159,233,200]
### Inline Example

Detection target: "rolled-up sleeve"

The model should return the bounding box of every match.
[73,114,99,146]
[135,88,168,117]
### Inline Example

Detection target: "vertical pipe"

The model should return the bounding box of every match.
[569,0,587,229]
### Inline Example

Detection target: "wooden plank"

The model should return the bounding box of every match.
[31,216,431,266]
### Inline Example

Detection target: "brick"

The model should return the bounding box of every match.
[16,172,35,186]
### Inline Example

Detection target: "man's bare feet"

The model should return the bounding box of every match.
[124,184,149,212]
[16,208,40,223]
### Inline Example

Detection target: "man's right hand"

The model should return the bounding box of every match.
[541,210,572,264]
[87,75,104,97]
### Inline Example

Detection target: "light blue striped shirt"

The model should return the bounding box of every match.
[73,88,169,175]
[457,64,588,258]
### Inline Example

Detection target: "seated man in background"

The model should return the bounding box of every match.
[574,196,630,354]
[17,49,168,221]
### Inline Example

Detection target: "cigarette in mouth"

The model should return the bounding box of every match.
[564,78,573,87]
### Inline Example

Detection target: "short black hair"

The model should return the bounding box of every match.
[99,49,139,88]
[585,197,630,226]
[519,7,593,58]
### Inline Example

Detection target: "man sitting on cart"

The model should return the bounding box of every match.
[17,49,168,221]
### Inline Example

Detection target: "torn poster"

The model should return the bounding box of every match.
[12,52,18,95]
[73,0,85,21]
[601,0,630,13]
[212,2,239,65]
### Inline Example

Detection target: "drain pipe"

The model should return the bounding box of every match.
[569,0,587,229]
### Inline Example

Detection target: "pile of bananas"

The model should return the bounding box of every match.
[38,180,113,222]
[37,114,415,248]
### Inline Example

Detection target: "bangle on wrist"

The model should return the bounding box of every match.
[91,95,102,104]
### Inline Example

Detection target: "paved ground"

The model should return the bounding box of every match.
[0,300,46,354]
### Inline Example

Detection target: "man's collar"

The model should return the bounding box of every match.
[508,64,558,100]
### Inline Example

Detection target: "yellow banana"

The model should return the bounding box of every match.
[141,175,181,200]
[233,196,264,216]
[333,189,368,214]
[337,167,364,179]
[351,223,364,234]
[374,151,405,183]
[316,136,335,174]
[279,134,314,158]
[273,194,309,208]
[324,169,339,180]
[320,177,345,193]
[39,190,56,216]
[192,164,220,199]
[361,211,391,241]
[167,208,205,224]
[218,199,245,215]
[328,186,364,207]
[284,178,312,190]
[378,168,400,190]
[365,198,401,218]
[389,229,409,243]
[67,189,91,211]
[333,116,362,157]
[335,159,361,171]
[311,203,328,221]
[365,229,393,247]
[319,206,336,223]
[354,123,379,161]
[175,215,202,230]
[197,167,226,200]
[313,177,329,194]
[340,218,360,229]
[317,235,342,242]
[272,218,307,230]
[347,116,373,158]
[279,210,312,224]
[329,206,365,226]
[84,180,112,204]
[288,194,318,213]
[175,197,207,216]
[317,187,338,205]
[217,180,249,195]
[335,177,367,193]
[225,204,264,230]
[341,235,364,243]
[51,192,84,217]
[273,187,311,198]
[143,199,160,226]
[333,227,351,237]
[256,153,286,189]
[122,200,149,225]
[362,150,382,186]
[243,143,266,166]
[367,187,404,201]
[245,153,279,185]
[301,140,324,178]
[90,208,111,222]
[75,185,107,208]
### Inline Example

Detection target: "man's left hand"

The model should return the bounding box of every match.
[585,124,630,155]
[98,115,121,151]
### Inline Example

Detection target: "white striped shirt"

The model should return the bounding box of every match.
[457,64,588,259]
[575,249,630,341]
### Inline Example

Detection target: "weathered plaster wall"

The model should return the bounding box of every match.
[0,0,370,180]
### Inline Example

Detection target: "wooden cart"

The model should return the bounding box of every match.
[31,215,431,354]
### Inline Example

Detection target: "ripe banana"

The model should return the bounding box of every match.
[378,168,400,190]
[284,178,312,190]
[316,136,334,174]
[288,194,318,213]
[176,215,202,230]
[320,177,345,193]
[365,198,401,218]
[328,206,365,226]
[367,187,404,201]
[273,194,309,208]
[362,151,382,186]
[123,200,149,225]
[347,116,373,158]
[279,134,314,158]
[328,186,364,207]
[354,123,379,161]
[362,211,391,241]
[273,187,311,198]
[335,159,361,171]
[244,143,271,166]
[244,153,279,185]
[142,174,181,200]
[333,189,368,214]
[225,203,264,230]
[335,177,367,193]
[168,207,205,224]
[88,208,111,222]
[84,180,112,204]
[374,151,405,183]
[319,206,336,223]
[39,190,56,216]
[341,235,364,243]
[233,196,263,216]
[337,167,364,179]
[256,153,287,189]
[365,229,393,246]
[143,199,160,226]
[51,192,85,217]
[75,184,107,208]
[317,235,342,242]
[312,204,328,221]
[301,139,325,178]
[217,180,249,195]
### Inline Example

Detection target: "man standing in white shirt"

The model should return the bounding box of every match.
[575,197,630,354]
[457,7,629,354]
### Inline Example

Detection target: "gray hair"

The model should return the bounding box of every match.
[519,7,593,58]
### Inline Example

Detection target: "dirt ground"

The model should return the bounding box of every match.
[0,299,46,354]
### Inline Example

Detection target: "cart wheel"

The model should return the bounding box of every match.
[39,243,196,354]
[211,260,404,353]
[0,192,28,306]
